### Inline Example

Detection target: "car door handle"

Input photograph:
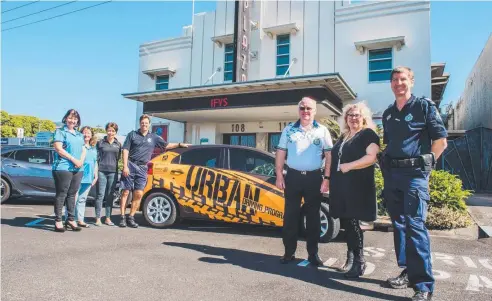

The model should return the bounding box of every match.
[5,163,20,168]
[170,169,184,175]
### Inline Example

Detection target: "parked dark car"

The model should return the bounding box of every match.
[0,145,129,206]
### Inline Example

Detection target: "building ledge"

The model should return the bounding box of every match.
[142,67,176,79]
[211,34,234,48]
[354,36,405,54]
[263,22,299,39]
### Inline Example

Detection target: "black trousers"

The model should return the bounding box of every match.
[282,169,322,257]
[342,218,364,252]
[53,170,83,222]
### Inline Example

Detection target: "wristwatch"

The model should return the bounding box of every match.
[323,175,330,180]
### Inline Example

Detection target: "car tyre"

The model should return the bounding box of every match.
[301,202,340,243]
[142,192,178,228]
[1,177,11,204]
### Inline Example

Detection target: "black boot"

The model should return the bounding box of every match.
[387,269,409,289]
[127,215,139,228]
[337,249,354,272]
[344,249,366,278]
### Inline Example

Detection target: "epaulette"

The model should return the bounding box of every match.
[419,96,436,106]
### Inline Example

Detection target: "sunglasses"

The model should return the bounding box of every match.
[299,106,313,112]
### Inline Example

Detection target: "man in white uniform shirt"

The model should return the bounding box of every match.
[275,96,333,266]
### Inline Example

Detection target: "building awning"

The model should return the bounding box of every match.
[354,36,405,54]
[142,67,176,79]
[431,63,450,105]
[122,73,356,123]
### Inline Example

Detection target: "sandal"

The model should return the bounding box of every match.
[94,220,103,227]
[77,222,90,228]
[104,220,115,226]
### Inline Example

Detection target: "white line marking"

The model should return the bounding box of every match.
[479,259,492,270]
[364,247,385,258]
[364,262,375,275]
[463,256,478,268]
[324,258,338,267]
[297,260,310,267]
[434,253,456,266]
[466,275,492,291]
[466,275,481,291]
[433,269,451,280]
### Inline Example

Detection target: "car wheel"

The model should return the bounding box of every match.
[1,178,11,204]
[301,202,340,243]
[142,192,178,228]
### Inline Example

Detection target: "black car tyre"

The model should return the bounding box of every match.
[142,192,178,228]
[1,178,11,204]
[301,202,340,243]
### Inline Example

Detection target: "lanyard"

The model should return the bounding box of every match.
[337,133,353,171]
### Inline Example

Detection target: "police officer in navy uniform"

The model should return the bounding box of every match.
[275,96,333,266]
[381,67,448,301]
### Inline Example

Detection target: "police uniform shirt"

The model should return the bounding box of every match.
[277,120,333,171]
[122,130,168,164]
[382,94,448,159]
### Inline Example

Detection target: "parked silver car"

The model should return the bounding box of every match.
[1,146,107,204]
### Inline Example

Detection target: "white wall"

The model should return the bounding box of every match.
[134,0,432,140]
[335,1,431,115]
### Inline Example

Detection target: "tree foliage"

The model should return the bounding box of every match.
[319,117,341,141]
[91,127,106,135]
[0,110,56,137]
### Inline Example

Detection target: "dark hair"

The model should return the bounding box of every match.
[105,122,119,133]
[79,126,97,147]
[390,66,414,81]
[62,109,81,127]
[139,114,151,123]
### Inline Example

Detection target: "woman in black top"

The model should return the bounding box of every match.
[94,122,122,226]
[329,102,380,278]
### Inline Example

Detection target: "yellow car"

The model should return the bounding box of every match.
[141,145,340,242]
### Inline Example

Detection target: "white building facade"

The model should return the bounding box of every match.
[124,0,435,152]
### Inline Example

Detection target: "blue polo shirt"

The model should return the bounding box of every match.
[81,145,98,183]
[52,126,85,172]
[382,94,448,159]
[277,120,333,171]
[122,130,168,164]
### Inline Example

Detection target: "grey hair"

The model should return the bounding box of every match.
[298,96,317,109]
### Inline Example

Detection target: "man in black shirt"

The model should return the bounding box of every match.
[119,114,188,228]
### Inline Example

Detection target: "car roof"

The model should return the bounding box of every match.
[171,144,275,158]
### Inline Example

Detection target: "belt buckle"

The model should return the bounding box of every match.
[301,171,307,175]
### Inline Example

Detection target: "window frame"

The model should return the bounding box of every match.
[224,43,234,82]
[174,147,225,169]
[267,132,282,153]
[156,75,169,90]
[276,34,291,77]
[227,147,276,177]
[368,48,393,83]
[13,148,51,165]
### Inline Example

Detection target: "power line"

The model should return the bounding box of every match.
[2,1,40,14]
[2,1,78,24]
[2,1,112,32]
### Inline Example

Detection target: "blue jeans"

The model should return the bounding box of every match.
[75,183,91,222]
[96,171,117,219]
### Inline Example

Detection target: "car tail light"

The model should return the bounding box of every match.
[147,162,154,175]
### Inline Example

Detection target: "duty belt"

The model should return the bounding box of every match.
[387,154,434,169]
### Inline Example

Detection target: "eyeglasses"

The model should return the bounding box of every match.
[347,113,361,119]
[299,106,313,112]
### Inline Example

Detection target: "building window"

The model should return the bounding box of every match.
[368,48,392,82]
[224,44,234,82]
[276,34,290,76]
[156,75,169,90]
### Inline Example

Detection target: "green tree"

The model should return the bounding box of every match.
[0,110,56,137]
[319,117,341,141]
[92,127,106,135]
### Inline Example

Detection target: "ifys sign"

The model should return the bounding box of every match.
[233,0,250,82]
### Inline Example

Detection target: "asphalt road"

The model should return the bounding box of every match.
[1,200,491,301]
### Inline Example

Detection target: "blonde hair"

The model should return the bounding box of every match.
[340,101,376,137]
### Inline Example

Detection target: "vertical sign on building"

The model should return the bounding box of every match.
[232,0,250,82]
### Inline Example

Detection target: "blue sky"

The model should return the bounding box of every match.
[2,1,491,135]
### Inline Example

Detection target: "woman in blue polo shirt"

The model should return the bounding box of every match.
[52,109,86,232]
[74,126,98,227]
